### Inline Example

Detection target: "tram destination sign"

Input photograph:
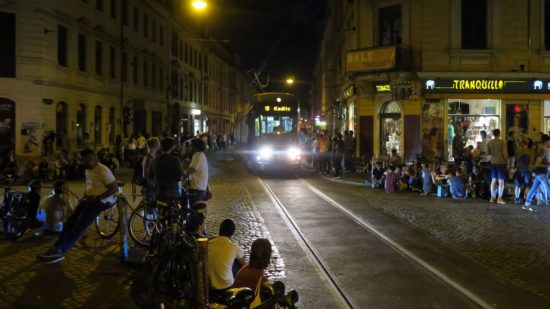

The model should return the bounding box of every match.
[264,105,292,112]
[423,79,550,93]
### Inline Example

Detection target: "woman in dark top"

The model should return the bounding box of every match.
[233,238,271,291]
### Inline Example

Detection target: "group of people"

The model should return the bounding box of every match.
[29,133,274,306]
[368,128,550,212]
[302,128,356,178]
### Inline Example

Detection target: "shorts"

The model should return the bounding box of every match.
[514,170,531,187]
[490,164,507,180]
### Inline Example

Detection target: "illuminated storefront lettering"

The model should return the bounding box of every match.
[423,79,550,93]
[452,80,504,90]
[376,84,391,92]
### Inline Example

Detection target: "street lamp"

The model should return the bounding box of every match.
[192,0,207,10]
[286,77,295,85]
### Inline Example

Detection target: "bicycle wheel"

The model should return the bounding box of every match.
[148,250,197,309]
[3,213,28,240]
[95,205,120,239]
[129,201,158,247]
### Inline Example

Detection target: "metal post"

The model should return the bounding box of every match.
[118,198,129,264]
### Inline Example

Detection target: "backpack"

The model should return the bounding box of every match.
[132,155,146,186]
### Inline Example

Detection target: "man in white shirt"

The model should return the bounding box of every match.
[207,219,246,301]
[185,138,209,205]
[37,149,118,264]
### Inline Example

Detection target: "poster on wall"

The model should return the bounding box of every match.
[506,104,528,147]
[21,122,41,156]
[0,100,15,156]
[421,103,444,161]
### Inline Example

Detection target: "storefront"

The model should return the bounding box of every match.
[423,78,545,161]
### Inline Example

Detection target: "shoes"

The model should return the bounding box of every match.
[514,198,520,205]
[522,205,535,212]
[497,198,506,205]
[37,249,65,264]
[490,197,496,203]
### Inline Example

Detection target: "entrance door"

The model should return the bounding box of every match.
[56,102,68,147]
[0,98,15,156]
[380,101,402,155]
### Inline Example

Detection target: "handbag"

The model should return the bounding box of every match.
[204,186,212,201]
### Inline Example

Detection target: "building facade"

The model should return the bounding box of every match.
[0,0,253,159]
[311,0,550,163]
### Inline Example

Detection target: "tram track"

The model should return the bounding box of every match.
[257,174,490,309]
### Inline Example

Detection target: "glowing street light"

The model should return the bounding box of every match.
[192,0,207,10]
[286,77,295,85]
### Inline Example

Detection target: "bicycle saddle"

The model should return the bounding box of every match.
[220,287,255,308]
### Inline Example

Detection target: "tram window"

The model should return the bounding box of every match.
[261,116,294,134]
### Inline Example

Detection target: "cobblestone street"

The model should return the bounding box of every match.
[313,174,550,302]
[0,153,284,308]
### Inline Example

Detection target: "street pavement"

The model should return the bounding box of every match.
[3,150,550,307]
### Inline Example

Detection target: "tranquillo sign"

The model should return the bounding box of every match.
[423,79,550,93]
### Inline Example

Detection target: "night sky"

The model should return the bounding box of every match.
[193,0,327,100]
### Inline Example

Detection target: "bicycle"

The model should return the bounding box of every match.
[146,194,203,308]
[94,181,128,239]
[0,176,29,240]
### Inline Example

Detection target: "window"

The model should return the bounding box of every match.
[96,0,103,11]
[171,31,178,57]
[152,63,157,89]
[56,102,68,147]
[171,71,178,99]
[152,19,157,42]
[179,40,183,61]
[180,76,184,100]
[133,6,138,32]
[260,116,295,134]
[94,105,102,145]
[159,25,164,46]
[95,41,103,75]
[143,60,148,87]
[109,46,116,79]
[143,13,148,37]
[378,5,401,46]
[132,56,138,84]
[185,43,189,64]
[109,107,115,144]
[0,12,16,77]
[58,25,68,67]
[461,0,487,49]
[152,111,162,136]
[110,0,116,19]
[122,0,128,25]
[76,104,87,146]
[78,33,87,72]
[122,52,127,82]
[545,0,550,49]
[159,66,164,90]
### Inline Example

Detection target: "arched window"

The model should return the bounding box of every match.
[94,105,102,145]
[108,107,115,144]
[76,104,87,146]
[56,102,68,147]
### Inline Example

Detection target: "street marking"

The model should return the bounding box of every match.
[298,177,494,309]
[258,177,356,309]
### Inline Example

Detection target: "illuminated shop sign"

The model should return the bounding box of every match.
[423,79,550,93]
[375,84,391,92]
[264,105,292,112]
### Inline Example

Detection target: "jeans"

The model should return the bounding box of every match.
[525,175,550,206]
[54,199,112,253]
[187,189,206,206]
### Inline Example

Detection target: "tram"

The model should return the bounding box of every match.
[247,92,301,170]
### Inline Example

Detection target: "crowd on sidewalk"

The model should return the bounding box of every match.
[363,128,550,212]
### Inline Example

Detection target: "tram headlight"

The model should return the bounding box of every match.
[287,147,301,160]
[259,147,273,160]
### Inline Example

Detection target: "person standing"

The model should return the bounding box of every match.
[184,138,209,205]
[332,133,345,178]
[343,131,355,171]
[452,128,465,165]
[522,155,550,211]
[487,129,508,204]
[136,132,146,154]
[150,138,184,202]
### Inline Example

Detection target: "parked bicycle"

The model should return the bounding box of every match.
[0,176,29,240]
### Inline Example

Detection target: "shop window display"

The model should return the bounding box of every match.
[448,99,500,161]
[421,102,444,162]
[380,101,402,155]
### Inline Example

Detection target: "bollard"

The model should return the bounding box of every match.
[118,196,129,264]
[196,238,209,308]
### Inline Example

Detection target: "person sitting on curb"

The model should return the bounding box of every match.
[233,238,272,307]
[37,149,117,264]
[207,219,246,303]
